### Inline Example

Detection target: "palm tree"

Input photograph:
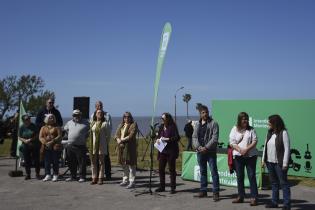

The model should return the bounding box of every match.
[182,93,192,119]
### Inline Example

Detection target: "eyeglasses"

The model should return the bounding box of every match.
[48,101,54,104]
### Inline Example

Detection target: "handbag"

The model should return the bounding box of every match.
[227,145,235,174]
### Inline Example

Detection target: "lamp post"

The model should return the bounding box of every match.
[174,86,184,123]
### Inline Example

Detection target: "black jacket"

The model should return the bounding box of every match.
[35,107,63,129]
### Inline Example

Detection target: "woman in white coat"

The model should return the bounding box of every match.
[88,110,111,185]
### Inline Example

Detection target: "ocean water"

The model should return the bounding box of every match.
[62,116,199,136]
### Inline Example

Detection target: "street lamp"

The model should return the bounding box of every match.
[174,86,184,123]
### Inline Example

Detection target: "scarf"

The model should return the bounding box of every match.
[89,121,102,155]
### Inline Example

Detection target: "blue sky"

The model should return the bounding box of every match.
[1,0,314,117]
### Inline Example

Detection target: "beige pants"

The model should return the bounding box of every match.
[122,164,136,183]
[90,154,104,179]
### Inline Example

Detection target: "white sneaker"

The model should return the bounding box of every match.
[52,175,58,182]
[78,178,85,183]
[43,175,51,182]
[65,177,75,182]
[119,181,128,186]
[126,182,135,189]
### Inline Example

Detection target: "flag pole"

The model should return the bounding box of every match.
[9,101,23,177]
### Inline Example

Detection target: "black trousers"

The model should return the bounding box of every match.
[23,144,40,175]
[104,144,111,178]
[158,153,177,190]
[66,145,87,179]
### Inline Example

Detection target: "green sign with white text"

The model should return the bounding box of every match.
[212,100,315,178]
[181,152,263,188]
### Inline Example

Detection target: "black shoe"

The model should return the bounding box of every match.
[213,192,220,202]
[265,203,278,208]
[24,175,31,180]
[250,198,257,206]
[36,174,41,180]
[232,197,244,203]
[170,189,176,194]
[194,191,207,198]
[282,206,290,210]
[155,187,165,192]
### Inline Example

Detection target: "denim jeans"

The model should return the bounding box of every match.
[44,149,61,175]
[266,162,291,207]
[234,155,258,199]
[197,152,220,193]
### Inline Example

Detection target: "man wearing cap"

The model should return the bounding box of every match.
[64,109,89,182]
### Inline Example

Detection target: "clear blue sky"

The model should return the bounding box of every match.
[1,0,314,117]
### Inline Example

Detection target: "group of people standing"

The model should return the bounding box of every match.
[17,98,291,210]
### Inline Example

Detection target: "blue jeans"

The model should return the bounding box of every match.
[197,152,220,193]
[266,162,291,207]
[234,155,258,199]
[44,149,61,175]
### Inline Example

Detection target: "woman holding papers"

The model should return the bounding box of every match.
[155,113,180,194]
[115,112,138,189]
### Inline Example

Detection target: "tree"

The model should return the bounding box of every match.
[0,75,55,119]
[25,90,55,116]
[182,93,192,119]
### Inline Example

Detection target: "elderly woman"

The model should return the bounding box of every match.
[155,113,180,194]
[39,114,62,182]
[89,110,111,185]
[18,114,40,180]
[115,112,138,189]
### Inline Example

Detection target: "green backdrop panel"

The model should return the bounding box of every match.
[212,100,315,178]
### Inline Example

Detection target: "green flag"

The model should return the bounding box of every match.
[151,22,172,126]
[16,101,26,157]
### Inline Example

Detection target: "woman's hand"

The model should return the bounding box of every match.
[240,148,248,156]
[261,162,265,168]
[282,166,288,171]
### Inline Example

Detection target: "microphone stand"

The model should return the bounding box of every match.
[134,123,164,197]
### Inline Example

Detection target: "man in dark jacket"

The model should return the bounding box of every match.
[184,120,194,151]
[192,105,220,201]
[36,98,63,129]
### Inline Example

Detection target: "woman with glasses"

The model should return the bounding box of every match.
[262,115,291,210]
[39,114,62,182]
[115,112,138,189]
[155,113,180,194]
[89,110,111,185]
[229,112,258,206]
[19,114,40,180]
